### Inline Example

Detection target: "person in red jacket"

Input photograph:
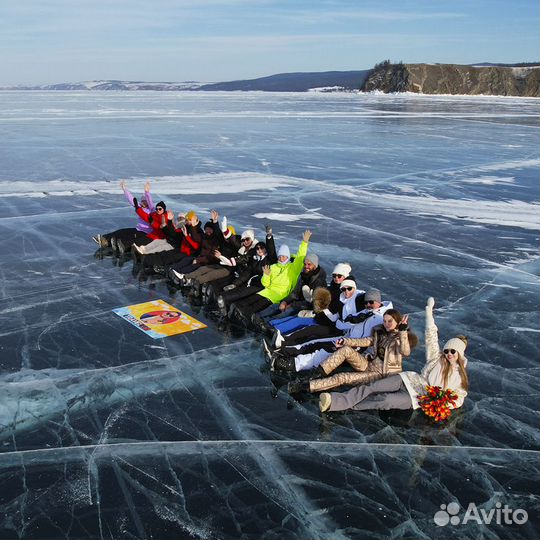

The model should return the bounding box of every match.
[140,210,203,273]
[132,200,170,254]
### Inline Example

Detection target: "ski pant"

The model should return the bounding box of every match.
[281,324,342,348]
[142,250,187,270]
[235,294,272,318]
[309,348,381,392]
[328,375,412,412]
[185,264,231,284]
[104,228,150,249]
[170,256,197,273]
[221,285,264,308]
[137,239,174,254]
[270,315,316,335]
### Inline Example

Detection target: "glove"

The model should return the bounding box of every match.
[223,284,236,291]
[344,311,374,324]
[298,310,315,318]
[220,216,228,233]
[301,285,313,302]
[133,197,139,209]
[425,297,435,326]
[398,323,408,331]
[265,224,272,236]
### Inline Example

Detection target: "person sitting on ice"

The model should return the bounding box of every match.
[216,225,277,315]
[201,222,262,303]
[272,287,393,374]
[138,210,203,273]
[182,214,259,298]
[129,200,171,260]
[318,297,468,414]
[229,230,311,324]
[272,262,356,349]
[92,180,155,253]
[287,309,418,396]
[167,213,222,281]
[251,252,327,334]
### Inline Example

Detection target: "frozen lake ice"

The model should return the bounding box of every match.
[0,91,538,539]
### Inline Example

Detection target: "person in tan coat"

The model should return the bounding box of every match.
[288,309,417,394]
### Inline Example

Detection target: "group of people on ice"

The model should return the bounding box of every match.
[93,181,469,415]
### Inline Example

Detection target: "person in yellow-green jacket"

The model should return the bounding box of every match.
[230,230,312,324]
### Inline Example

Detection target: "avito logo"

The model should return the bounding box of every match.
[434,502,528,526]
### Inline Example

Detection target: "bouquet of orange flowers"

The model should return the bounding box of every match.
[418,385,458,422]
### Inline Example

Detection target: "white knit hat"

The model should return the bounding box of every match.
[340,279,356,290]
[277,245,290,261]
[443,337,467,357]
[332,263,352,277]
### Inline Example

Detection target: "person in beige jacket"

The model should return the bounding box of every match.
[288,309,417,394]
[319,297,469,413]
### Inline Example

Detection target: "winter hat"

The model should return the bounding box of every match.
[241,229,255,241]
[332,263,352,277]
[305,253,319,267]
[364,288,382,303]
[185,210,197,222]
[443,337,467,357]
[155,201,167,210]
[203,221,214,231]
[340,279,356,290]
[277,244,290,261]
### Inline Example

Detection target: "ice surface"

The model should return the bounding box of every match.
[0,91,538,539]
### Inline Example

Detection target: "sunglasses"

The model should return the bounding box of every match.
[242,237,252,243]
[341,286,354,292]
[332,273,344,278]
[443,348,457,355]
[156,207,164,212]
[365,300,377,305]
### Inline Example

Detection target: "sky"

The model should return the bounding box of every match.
[0,0,538,85]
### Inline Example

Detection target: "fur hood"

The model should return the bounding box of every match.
[313,287,332,313]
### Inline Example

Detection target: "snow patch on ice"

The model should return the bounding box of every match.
[0,173,302,198]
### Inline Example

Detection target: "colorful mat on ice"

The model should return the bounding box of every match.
[113,299,206,339]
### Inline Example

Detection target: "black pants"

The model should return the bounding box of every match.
[281,324,342,348]
[235,294,272,317]
[221,285,264,308]
[106,228,150,249]
[143,250,187,269]
[170,256,197,273]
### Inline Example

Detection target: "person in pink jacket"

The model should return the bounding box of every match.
[92,180,155,253]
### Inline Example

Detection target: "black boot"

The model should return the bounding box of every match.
[307,365,326,380]
[271,352,296,372]
[287,379,310,395]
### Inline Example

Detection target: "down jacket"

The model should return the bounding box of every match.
[257,240,308,304]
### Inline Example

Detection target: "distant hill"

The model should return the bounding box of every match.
[1,80,205,91]
[197,71,370,92]
[361,62,540,97]
[2,64,538,95]
[0,71,369,93]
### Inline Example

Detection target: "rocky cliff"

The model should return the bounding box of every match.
[361,63,540,97]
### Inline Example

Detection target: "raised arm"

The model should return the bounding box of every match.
[421,297,441,377]
[290,229,310,273]
[144,180,155,211]
[121,180,136,207]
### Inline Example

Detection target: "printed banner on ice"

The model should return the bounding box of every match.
[113,299,206,339]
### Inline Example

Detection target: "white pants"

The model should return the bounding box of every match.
[138,239,174,254]
[294,349,332,372]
